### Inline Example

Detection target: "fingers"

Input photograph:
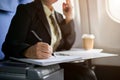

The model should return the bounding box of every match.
[66,0,69,3]
[66,0,71,6]
[25,42,53,59]
[36,51,52,59]
[63,0,72,12]
[35,42,53,59]
[36,42,52,53]
[63,0,73,23]
[63,2,69,12]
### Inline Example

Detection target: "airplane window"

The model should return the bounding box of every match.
[106,0,120,23]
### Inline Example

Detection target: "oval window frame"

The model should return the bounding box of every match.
[106,0,120,23]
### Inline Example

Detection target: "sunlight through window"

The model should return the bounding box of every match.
[106,0,120,22]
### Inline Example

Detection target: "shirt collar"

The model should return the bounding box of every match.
[42,3,55,17]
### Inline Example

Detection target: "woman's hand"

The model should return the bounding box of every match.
[63,0,73,23]
[24,42,53,59]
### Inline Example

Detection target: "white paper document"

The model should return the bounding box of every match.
[10,48,118,66]
[55,48,118,60]
[10,56,82,66]
[55,48,103,56]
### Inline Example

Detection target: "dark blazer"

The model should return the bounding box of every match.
[2,0,75,58]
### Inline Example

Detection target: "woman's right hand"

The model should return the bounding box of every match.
[24,42,53,59]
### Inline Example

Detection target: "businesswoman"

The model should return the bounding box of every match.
[2,0,97,80]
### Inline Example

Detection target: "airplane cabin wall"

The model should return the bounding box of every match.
[79,0,120,66]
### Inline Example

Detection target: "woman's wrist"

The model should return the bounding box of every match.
[65,16,73,23]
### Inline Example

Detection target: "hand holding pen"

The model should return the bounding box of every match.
[24,30,53,59]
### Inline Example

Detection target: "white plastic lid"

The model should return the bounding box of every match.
[82,34,95,39]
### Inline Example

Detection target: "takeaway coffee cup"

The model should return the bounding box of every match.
[82,34,95,50]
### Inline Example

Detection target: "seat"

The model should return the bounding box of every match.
[0,1,64,80]
[0,60,63,80]
[0,0,33,60]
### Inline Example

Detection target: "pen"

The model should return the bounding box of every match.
[31,30,55,57]
[31,30,42,41]
[55,53,70,56]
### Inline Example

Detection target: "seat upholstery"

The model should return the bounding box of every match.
[0,0,33,60]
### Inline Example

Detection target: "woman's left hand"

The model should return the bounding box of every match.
[63,0,73,23]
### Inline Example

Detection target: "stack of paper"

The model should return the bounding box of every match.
[10,55,82,66]
[10,48,118,66]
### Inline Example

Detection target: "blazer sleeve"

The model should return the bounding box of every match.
[56,13,76,51]
[2,4,32,58]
